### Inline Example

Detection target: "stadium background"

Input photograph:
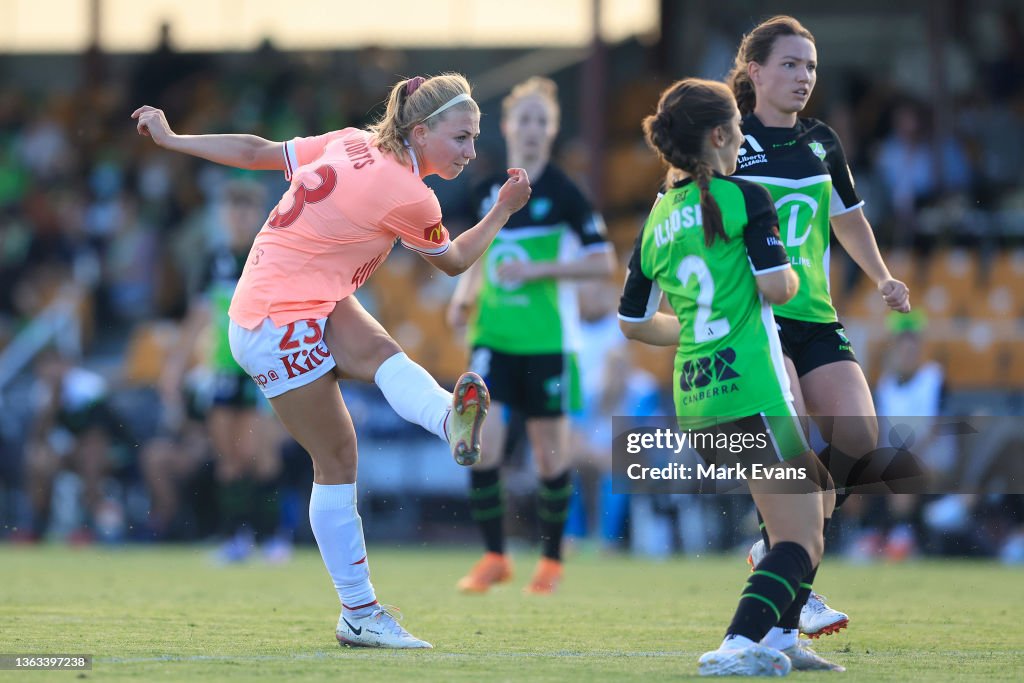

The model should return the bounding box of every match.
[0,0,1022,561]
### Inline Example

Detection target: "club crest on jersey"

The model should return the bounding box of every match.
[529,197,552,221]
[808,142,826,161]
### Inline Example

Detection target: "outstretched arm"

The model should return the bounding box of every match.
[132,105,284,171]
[425,168,532,276]
[831,207,911,313]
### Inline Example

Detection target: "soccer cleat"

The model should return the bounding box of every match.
[780,639,846,672]
[698,643,792,677]
[456,552,512,593]
[335,605,432,649]
[800,593,849,639]
[449,372,490,466]
[523,557,563,595]
[747,538,767,568]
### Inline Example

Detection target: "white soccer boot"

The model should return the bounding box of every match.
[799,592,849,639]
[698,642,792,677]
[780,639,846,671]
[335,605,432,649]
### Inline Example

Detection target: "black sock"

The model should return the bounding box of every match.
[774,518,830,629]
[727,541,813,643]
[469,468,505,554]
[537,471,572,561]
[756,510,771,551]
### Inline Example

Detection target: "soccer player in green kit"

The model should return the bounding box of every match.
[448,77,615,595]
[160,180,288,562]
[619,78,843,675]
[727,15,912,639]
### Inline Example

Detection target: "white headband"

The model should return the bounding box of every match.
[424,93,474,120]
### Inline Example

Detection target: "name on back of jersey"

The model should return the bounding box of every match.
[653,204,703,248]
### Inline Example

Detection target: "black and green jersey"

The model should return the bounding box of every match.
[733,115,863,323]
[618,174,793,426]
[199,248,250,373]
[469,164,611,354]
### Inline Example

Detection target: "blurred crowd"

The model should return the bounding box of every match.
[1,10,1023,563]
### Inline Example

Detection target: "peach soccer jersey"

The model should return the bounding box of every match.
[229,128,451,329]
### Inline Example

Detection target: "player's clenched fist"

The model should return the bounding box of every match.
[131,105,175,147]
[496,168,531,215]
[878,278,911,313]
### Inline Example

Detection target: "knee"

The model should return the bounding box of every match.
[833,415,879,456]
[310,432,358,477]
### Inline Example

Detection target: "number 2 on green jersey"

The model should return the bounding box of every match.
[677,255,731,343]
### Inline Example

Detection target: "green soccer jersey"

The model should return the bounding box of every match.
[733,115,864,323]
[618,174,793,427]
[200,248,250,374]
[468,165,611,355]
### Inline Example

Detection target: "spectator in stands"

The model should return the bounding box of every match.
[22,348,131,542]
[140,368,215,540]
[845,311,946,561]
[566,279,660,553]
[872,100,971,243]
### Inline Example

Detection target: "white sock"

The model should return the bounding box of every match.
[374,352,451,442]
[721,634,756,650]
[761,626,798,650]
[308,483,377,610]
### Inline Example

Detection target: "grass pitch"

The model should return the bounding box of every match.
[1,544,1021,681]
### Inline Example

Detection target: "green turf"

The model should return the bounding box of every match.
[1,545,1021,681]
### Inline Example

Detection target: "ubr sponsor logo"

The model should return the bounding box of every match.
[280,342,332,379]
[680,347,741,392]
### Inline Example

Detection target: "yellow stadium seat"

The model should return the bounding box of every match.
[881,249,922,294]
[924,248,979,287]
[986,249,1024,290]
[934,324,999,390]
[122,321,179,386]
